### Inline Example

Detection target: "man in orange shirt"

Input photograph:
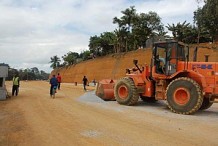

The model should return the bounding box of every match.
[57,73,62,90]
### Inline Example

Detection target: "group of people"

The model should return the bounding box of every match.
[11,72,91,97]
[11,73,62,97]
[49,73,62,96]
[49,74,90,96]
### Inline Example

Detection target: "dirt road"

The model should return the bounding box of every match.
[1,81,218,146]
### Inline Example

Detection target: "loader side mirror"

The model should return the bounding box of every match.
[133,59,138,65]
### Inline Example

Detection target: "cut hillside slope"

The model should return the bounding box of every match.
[51,45,218,83]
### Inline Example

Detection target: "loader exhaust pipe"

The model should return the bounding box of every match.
[204,54,209,62]
[133,60,142,73]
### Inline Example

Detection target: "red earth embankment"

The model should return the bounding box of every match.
[51,44,218,83]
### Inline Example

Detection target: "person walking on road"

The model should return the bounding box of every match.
[50,75,58,97]
[57,73,62,90]
[12,73,20,96]
[82,76,88,91]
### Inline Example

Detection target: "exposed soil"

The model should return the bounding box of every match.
[52,45,218,83]
[1,81,218,146]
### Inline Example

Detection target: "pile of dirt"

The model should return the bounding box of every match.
[51,43,218,83]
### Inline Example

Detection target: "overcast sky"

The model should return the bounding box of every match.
[0,0,204,73]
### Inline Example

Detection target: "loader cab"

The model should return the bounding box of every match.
[152,40,188,76]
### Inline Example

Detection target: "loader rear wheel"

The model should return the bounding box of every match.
[199,97,214,110]
[114,77,139,105]
[140,96,157,103]
[166,77,203,115]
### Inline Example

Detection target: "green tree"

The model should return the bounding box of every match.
[100,32,116,55]
[50,55,61,69]
[113,7,164,50]
[166,21,191,42]
[194,0,218,42]
[7,66,49,81]
[40,70,49,80]
[89,35,102,56]
[133,11,164,48]
[23,68,36,80]
[113,6,137,32]
[113,6,137,51]
[89,32,116,56]
[62,51,79,66]
[31,67,39,75]
[114,28,128,52]
[7,67,18,80]
[80,50,91,60]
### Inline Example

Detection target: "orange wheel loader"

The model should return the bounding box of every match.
[96,40,218,114]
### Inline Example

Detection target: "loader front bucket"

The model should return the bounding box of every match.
[95,79,116,101]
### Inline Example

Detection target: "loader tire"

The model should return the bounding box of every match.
[166,77,203,115]
[114,77,139,105]
[140,96,157,103]
[199,97,214,110]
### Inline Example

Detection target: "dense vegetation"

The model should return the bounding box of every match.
[50,0,217,69]
[7,66,49,81]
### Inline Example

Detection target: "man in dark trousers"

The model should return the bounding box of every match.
[50,75,58,96]
[82,76,88,91]
[12,73,20,96]
[57,73,62,90]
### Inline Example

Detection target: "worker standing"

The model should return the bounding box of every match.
[12,73,20,96]
[82,76,88,91]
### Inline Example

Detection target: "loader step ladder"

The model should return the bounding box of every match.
[210,99,218,103]
[155,80,166,100]
[209,95,218,103]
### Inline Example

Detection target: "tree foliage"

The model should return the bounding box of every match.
[62,51,79,66]
[89,32,116,56]
[166,21,196,43]
[50,55,61,69]
[7,67,49,80]
[132,11,165,48]
[113,7,164,51]
[88,6,165,55]
[50,3,218,69]
[80,50,92,60]
[194,0,218,42]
